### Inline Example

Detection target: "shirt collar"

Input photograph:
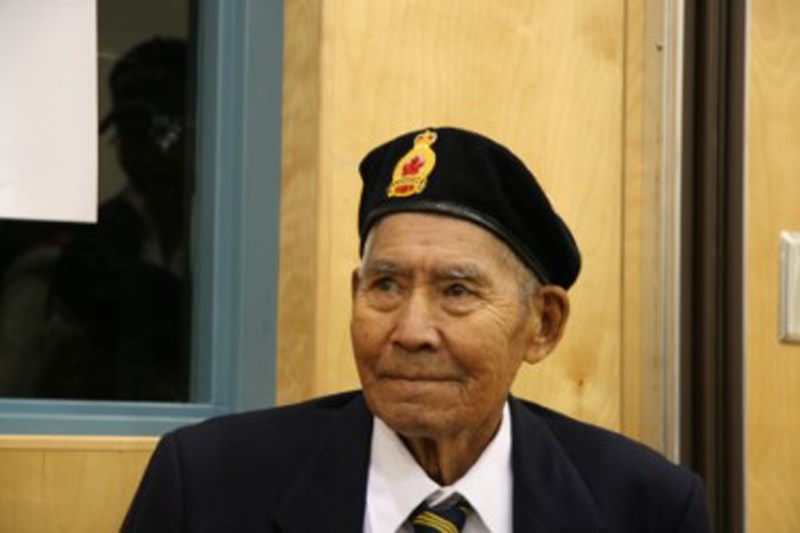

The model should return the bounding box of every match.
[366,402,513,532]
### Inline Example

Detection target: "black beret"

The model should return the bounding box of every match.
[357,127,581,289]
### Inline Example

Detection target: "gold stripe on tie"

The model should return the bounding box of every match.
[412,511,459,533]
[413,517,454,533]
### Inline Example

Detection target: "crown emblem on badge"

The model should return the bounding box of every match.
[387,129,438,198]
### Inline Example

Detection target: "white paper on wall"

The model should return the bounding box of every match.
[0,0,97,223]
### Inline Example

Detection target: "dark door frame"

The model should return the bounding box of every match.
[680,0,746,531]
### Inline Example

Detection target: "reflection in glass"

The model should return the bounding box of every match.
[0,1,193,402]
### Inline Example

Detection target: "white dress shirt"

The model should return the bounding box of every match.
[364,403,513,533]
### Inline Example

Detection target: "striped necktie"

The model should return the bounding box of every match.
[409,498,471,532]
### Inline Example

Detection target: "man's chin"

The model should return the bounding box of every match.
[365,393,457,440]
[380,414,451,441]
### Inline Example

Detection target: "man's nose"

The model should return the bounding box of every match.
[390,291,441,353]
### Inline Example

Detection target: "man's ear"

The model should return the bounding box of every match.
[351,268,361,301]
[523,285,570,365]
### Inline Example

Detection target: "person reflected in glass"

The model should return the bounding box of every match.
[39,37,192,401]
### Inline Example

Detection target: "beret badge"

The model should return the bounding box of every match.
[386,129,438,198]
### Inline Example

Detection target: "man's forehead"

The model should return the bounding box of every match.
[364,212,508,254]
[361,213,523,276]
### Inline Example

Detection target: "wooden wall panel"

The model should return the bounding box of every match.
[747,0,800,530]
[622,0,671,448]
[280,0,630,431]
[0,437,156,532]
[278,0,325,404]
[0,2,666,529]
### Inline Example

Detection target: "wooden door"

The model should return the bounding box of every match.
[746,0,800,530]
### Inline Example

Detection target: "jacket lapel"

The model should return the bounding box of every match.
[272,393,609,531]
[272,394,374,532]
[510,397,609,532]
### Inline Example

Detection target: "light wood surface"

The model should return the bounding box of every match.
[620,0,681,457]
[0,436,156,533]
[622,0,646,445]
[278,0,324,404]
[279,0,638,432]
[747,0,800,530]
[622,0,671,448]
[0,435,155,451]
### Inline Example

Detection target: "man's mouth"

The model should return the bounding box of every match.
[380,373,457,383]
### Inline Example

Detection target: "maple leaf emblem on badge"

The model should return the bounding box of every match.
[387,129,438,198]
[402,155,425,177]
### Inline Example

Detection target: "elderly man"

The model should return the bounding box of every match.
[124,128,710,532]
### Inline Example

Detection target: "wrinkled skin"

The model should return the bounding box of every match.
[351,213,569,483]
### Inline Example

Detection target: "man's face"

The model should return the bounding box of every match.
[351,213,547,442]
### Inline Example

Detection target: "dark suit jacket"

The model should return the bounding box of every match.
[123,391,709,532]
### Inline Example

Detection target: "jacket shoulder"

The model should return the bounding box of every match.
[123,391,366,532]
[514,398,709,531]
[174,390,362,445]
[170,391,364,482]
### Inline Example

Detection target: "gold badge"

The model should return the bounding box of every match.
[387,129,438,197]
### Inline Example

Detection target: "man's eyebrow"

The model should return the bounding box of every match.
[361,260,490,284]
[361,259,406,276]
[432,264,489,284]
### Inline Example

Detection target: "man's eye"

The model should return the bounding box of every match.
[373,277,398,292]
[444,283,471,297]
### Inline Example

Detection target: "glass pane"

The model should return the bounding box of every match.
[0,0,195,402]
